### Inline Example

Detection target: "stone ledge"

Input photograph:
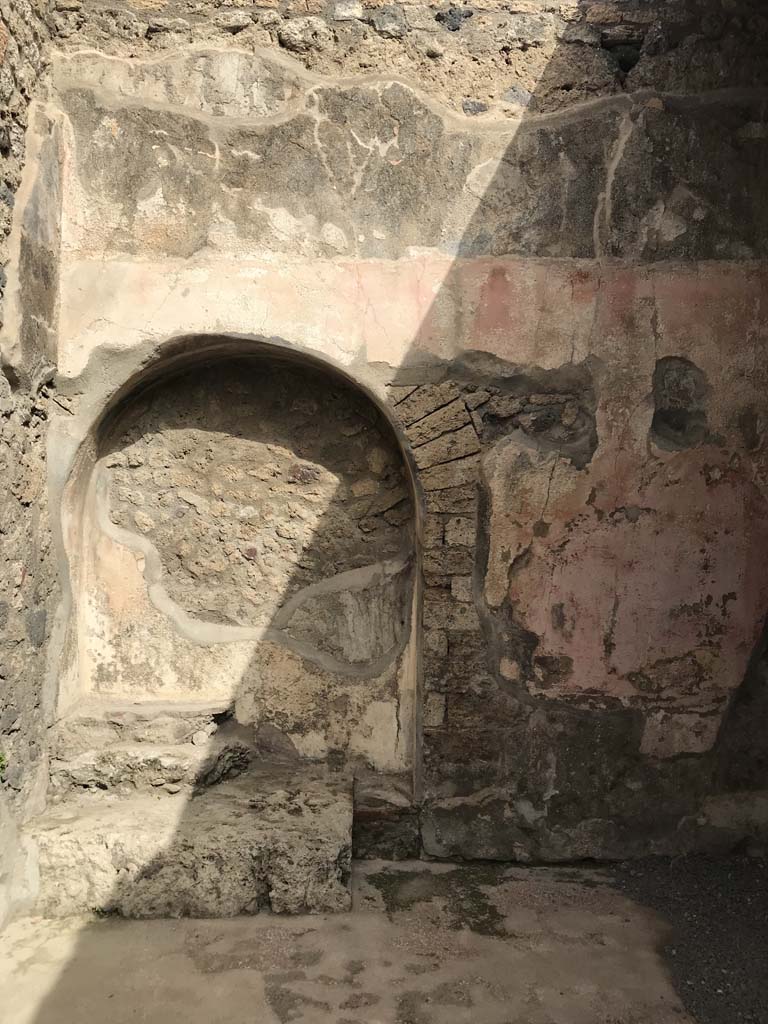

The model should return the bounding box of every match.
[26,764,353,917]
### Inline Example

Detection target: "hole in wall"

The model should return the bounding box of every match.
[650,356,709,450]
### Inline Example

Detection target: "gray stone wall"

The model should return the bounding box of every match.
[0,0,57,927]
[0,0,51,321]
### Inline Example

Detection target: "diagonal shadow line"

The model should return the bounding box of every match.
[27,2,768,1021]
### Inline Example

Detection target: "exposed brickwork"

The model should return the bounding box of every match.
[386,339,768,858]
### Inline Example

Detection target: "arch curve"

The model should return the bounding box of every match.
[54,333,423,782]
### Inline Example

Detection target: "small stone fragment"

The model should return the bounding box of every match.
[214,11,253,32]
[146,15,190,34]
[462,99,489,116]
[331,0,363,21]
[502,85,533,108]
[424,692,447,728]
[414,33,444,58]
[133,510,155,533]
[500,657,521,682]
[371,5,408,38]
[435,6,473,32]
[278,16,334,51]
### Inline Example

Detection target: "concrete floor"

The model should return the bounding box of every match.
[0,861,692,1024]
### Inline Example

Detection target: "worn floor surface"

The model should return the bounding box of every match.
[1,859,763,1024]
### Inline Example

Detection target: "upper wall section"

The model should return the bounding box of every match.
[52,46,768,266]
[51,0,768,115]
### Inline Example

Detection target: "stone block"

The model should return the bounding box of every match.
[330,0,364,21]
[50,701,229,759]
[424,573,453,589]
[451,576,473,603]
[413,424,480,470]
[424,692,447,728]
[278,16,334,51]
[48,734,253,797]
[424,546,474,575]
[423,516,444,548]
[371,4,408,38]
[396,382,463,427]
[426,485,478,514]
[407,398,471,447]
[640,711,720,759]
[28,765,352,918]
[352,770,419,859]
[445,515,476,547]
[386,384,419,404]
[423,591,480,632]
[424,629,449,658]
[421,454,480,492]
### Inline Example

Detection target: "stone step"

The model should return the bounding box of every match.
[49,731,254,798]
[50,699,232,760]
[26,763,352,918]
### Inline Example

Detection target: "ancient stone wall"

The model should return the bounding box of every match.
[0,0,51,313]
[37,0,767,861]
[0,0,57,928]
[386,326,768,858]
[1,0,767,918]
[51,0,768,115]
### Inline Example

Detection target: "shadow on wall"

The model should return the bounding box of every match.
[27,0,768,1020]
[90,352,419,772]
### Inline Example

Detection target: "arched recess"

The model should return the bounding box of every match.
[56,334,423,794]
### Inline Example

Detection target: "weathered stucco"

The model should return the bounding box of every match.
[1,0,768,923]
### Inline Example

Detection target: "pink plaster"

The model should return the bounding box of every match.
[510,449,768,716]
